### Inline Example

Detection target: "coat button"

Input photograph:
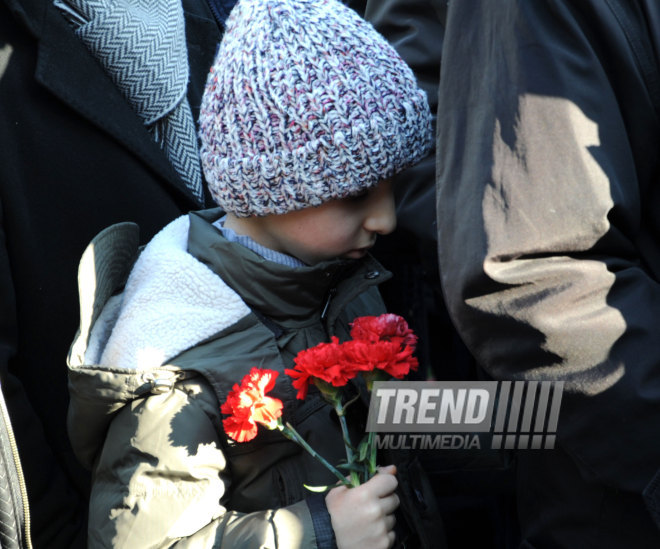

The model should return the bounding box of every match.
[365,271,380,279]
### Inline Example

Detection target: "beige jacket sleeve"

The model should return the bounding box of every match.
[87,378,316,549]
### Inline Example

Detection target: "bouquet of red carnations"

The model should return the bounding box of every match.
[220,313,418,488]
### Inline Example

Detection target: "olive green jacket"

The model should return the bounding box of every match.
[67,209,390,548]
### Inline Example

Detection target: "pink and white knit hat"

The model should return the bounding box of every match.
[198,0,433,217]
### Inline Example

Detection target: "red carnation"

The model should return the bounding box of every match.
[285,337,359,400]
[221,368,283,442]
[350,314,418,350]
[342,339,418,379]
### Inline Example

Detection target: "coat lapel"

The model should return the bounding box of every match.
[33,1,198,206]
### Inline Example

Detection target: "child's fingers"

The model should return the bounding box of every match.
[377,464,397,475]
[384,512,397,532]
[380,492,400,515]
[367,468,398,497]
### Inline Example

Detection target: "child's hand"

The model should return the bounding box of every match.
[325,465,399,549]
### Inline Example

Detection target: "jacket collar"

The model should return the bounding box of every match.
[188,209,391,326]
[21,0,221,208]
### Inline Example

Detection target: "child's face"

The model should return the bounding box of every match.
[259,179,396,265]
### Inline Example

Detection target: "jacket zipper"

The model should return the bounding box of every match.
[321,267,385,328]
[320,287,337,321]
[0,392,32,549]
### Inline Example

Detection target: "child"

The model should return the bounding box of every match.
[67,0,433,547]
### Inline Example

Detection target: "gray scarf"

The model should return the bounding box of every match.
[55,0,204,205]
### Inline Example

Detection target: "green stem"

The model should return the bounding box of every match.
[333,402,360,487]
[341,391,361,412]
[367,430,377,477]
[280,422,351,487]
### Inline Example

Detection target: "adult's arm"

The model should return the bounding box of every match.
[436,0,660,513]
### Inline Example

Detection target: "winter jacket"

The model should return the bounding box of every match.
[437,0,660,547]
[0,0,225,546]
[67,209,394,548]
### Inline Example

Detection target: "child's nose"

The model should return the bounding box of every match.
[363,182,397,235]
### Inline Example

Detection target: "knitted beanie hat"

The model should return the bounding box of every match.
[199,0,433,217]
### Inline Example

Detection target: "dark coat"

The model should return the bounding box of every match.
[360,3,519,548]
[0,0,222,545]
[437,0,660,547]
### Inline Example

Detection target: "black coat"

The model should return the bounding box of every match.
[0,0,222,545]
[360,3,519,549]
[437,0,660,547]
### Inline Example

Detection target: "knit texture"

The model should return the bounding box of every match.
[199,0,433,217]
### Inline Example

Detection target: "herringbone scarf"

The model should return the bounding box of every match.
[55,0,204,205]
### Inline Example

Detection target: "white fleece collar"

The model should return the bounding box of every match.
[87,215,251,370]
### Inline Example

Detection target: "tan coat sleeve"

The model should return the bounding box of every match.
[88,378,317,548]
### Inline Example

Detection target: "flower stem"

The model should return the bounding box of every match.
[333,402,361,487]
[280,422,351,487]
[367,430,377,477]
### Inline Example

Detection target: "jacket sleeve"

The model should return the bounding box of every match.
[88,378,319,549]
[437,0,660,503]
